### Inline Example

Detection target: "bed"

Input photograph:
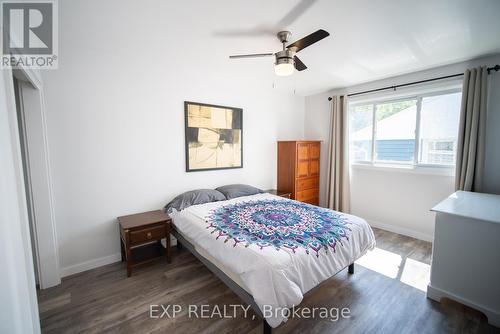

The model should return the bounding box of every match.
[169,192,375,332]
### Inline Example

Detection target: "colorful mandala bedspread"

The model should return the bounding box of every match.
[206,199,352,257]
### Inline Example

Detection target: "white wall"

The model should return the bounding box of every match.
[41,0,305,275]
[305,54,500,241]
[349,167,454,241]
[0,69,40,332]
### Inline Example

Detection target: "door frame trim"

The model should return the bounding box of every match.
[13,65,61,288]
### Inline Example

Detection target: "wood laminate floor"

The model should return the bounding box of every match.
[38,228,499,334]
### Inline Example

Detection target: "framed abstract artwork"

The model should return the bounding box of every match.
[184,101,243,172]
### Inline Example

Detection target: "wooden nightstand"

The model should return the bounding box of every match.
[265,189,292,199]
[117,210,171,277]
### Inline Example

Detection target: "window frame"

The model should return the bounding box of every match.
[348,87,462,170]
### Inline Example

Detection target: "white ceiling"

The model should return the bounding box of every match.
[194,0,500,95]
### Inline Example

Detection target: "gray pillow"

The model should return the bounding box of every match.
[215,184,263,200]
[164,189,226,213]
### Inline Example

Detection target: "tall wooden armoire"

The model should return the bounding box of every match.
[277,141,320,205]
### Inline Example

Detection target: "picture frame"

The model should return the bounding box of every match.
[184,101,243,172]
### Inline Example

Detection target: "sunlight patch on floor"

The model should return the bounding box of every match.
[400,258,430,292]
[356,247,430,291]
[356,247,402,279]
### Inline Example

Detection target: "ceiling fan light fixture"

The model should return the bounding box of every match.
[274,51,295,76]
[275,62,294,76]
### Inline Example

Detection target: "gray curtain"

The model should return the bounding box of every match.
[455,66,488,192]
[326,95,350,212]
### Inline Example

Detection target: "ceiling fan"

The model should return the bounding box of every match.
[229,29,330,76]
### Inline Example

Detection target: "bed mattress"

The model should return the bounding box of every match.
[170,193,375,327]
[175,229,250,292]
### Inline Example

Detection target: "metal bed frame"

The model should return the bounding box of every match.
[171,226,354,334]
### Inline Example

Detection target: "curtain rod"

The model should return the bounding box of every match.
[327,64,500,100]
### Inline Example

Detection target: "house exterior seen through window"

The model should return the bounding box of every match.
[348,89,462,167]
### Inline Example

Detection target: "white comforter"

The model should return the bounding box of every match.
[170,193,375,327]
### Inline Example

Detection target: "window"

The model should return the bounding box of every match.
[375,99,417,163]
[348,89,462,167]
[349,104,373,161]
[418,92,461,165]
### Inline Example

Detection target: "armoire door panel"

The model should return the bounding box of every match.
[297,143,309,160]
[309,159,320,176]
[310,144,320,159]
[297,161,309,177]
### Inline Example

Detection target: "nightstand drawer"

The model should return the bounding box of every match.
[129,225,165,245]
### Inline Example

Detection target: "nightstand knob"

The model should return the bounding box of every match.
[147,232,152,239]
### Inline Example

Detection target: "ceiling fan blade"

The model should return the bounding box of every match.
[214,27,275,38]
[229,53,274,59]
[294,56,307,71]
[214,0,317,38]
[287,29,330,52]
[276,0,317,28]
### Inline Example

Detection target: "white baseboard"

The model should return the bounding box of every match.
[367,219,434,242]
[60,253,122,278]
[59,238,177,278]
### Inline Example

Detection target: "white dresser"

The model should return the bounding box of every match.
[428,191,500,327]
